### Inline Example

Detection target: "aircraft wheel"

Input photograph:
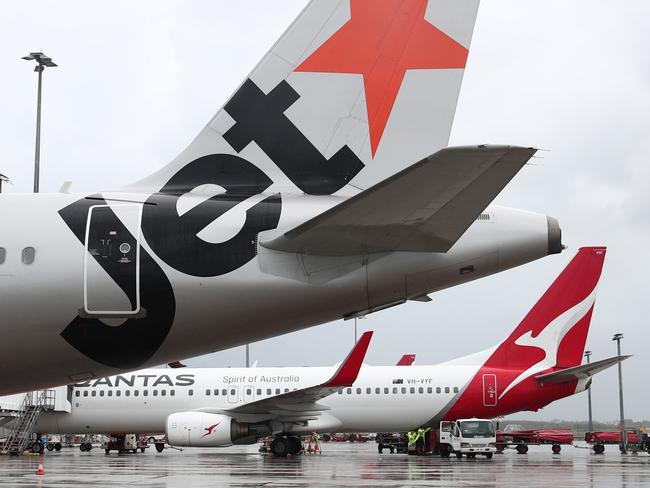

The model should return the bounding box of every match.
[105,448,110,455]
[155,443,165,453]
[593,444,605,454]
[271,437,290,457]
[47,443,54,452]
[516,444,528,454]
[378,446,383,454]
[485,453,493,459]
[287,436,302,455]
[552,444,561,454]
[455,452,463,458]
[467,453,476,458]
[55,443,62,452]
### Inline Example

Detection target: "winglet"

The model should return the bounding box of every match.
[396,354,416,366]
[324,331,373,388]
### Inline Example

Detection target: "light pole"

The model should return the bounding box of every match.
[22,52,57,193]
[612,333,626,453]
[584,350,593,433]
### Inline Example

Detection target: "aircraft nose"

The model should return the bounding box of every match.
[547,216,565,255]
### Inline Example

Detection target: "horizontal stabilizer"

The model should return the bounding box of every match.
[535,355,630,384]
[262,145,536,255]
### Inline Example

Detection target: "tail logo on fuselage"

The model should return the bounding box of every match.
[499,288,598,399]
[295,0,469,156]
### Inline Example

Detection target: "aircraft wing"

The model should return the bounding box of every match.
[261,145,536,256]
[534,355,630,384]
[195,332,372,422]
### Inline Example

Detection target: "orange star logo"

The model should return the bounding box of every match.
[295,0,469,156]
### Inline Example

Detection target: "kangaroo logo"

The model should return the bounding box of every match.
[201,423,220,438]
[499,287,598,399]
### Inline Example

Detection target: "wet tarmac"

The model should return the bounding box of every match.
[0,441,647,487]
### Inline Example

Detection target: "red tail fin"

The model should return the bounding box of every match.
[444,247,607,419]
[486,246,606,400]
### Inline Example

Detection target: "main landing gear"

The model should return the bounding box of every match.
[270,435,302,457]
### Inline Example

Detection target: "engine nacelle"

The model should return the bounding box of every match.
[166,412,253,447]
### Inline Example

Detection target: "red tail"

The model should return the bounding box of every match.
[445,247,606,419]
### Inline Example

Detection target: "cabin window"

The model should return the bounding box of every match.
[444,387,450,394]
[116,391,121,397]
[284,388,289,393]
[401,387,406,394]
[427,387,433,394]
[346,388,352,395]
[338,390,343,395]
[0,247,5,264]
[75,391,80,397]
[384,387,389,394]
[256,389,262,395]
[366,388,371,394]
[188,389,193,396]
[99,391,104,397]
[230,389,236,396]
[222,389,227,396]
[436,387,441,394]
[83,391,88,397]
[21,247,36,265]
[275,388,280,395]
[356,388,362,394]
[143,390,148,397]
[246,389,252,396]
[91,391,96,397]
[267,389,272,395]
[125,390,130,397]
[161,390,167,397]
[108,391,113,397]
[393,387,398,394]
[418,387,424,394]
[134,390,139,397]
[214,389,220,396]
[375,387,380,394]
[410,387,415,394]
[453,386,459,393]
[205,389,211,396]
[170,390,175,396]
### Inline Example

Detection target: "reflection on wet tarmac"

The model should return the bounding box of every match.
[0,442,648,487]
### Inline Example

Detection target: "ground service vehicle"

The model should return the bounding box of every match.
[439,419,496,458]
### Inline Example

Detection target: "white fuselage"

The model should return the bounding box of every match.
[35,363,482,435]
[0,190,552,395]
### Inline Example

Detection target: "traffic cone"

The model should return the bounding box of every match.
[36,459,44,476]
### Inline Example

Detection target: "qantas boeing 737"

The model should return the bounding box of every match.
[30,247,623,456]
[0,0,563,395]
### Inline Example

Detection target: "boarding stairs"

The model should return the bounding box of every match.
[1,390,55,455]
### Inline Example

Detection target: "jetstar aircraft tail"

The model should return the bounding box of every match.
[127,0,481,195]
[443,247,613,419]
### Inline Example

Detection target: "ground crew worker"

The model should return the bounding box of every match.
[407,431,419,453]
[416,427,431,455]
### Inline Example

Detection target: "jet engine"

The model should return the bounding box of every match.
[166,412,269,447]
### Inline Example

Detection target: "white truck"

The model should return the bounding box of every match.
[438,419,496,458]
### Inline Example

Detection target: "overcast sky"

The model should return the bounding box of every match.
[1,1,648,422]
